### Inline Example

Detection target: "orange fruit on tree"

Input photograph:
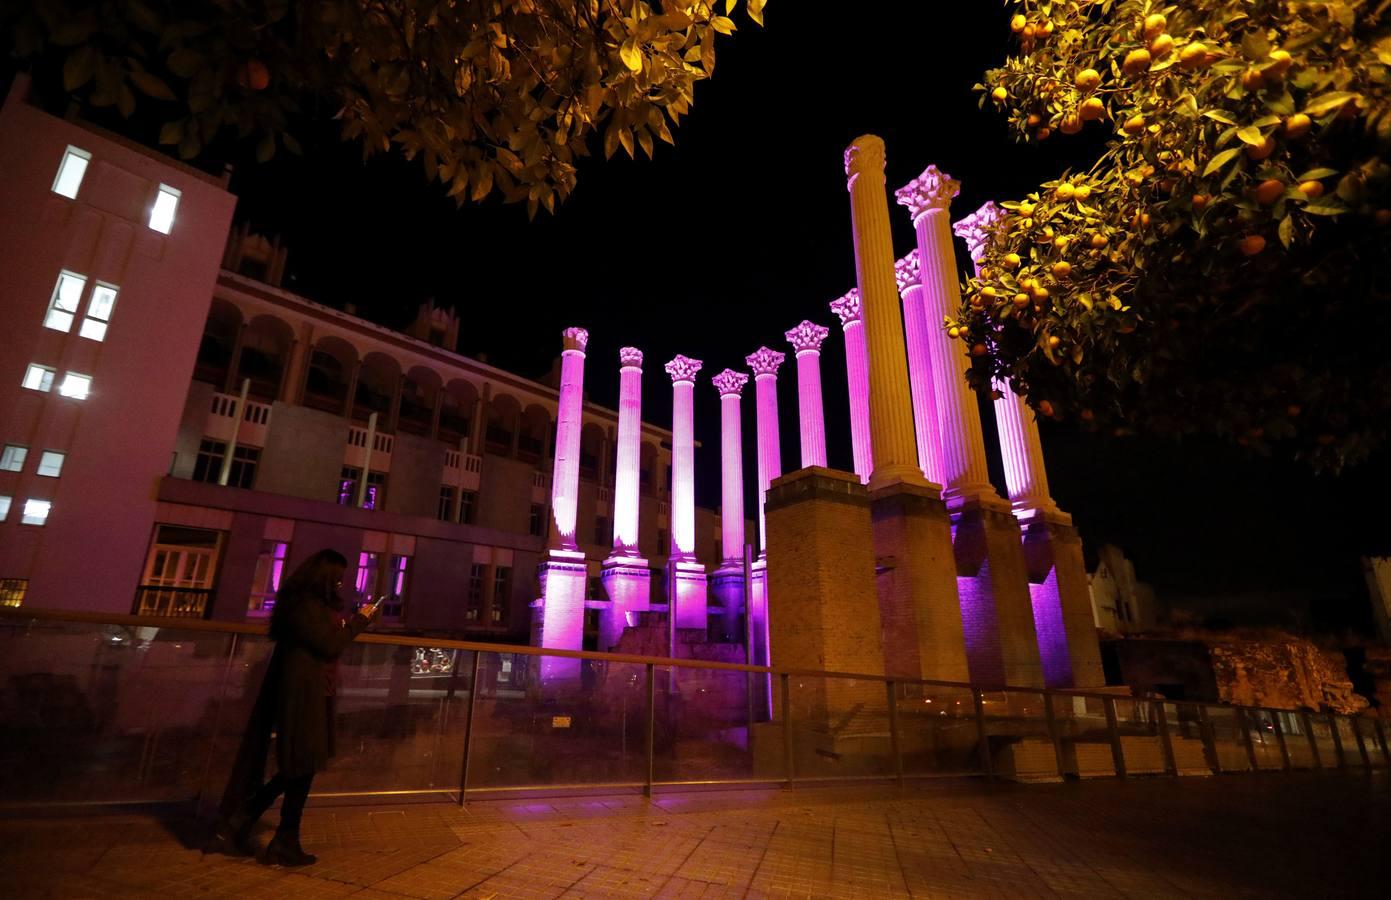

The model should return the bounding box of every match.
[1283,114,1312,139]
[1047,336,1062,349]
[1143,13,1167,39]
[1245,135,1276,161]
[1123,48,1152,76]
[1023,24,1036,40]
[1298,180,1325,199]
[1253,179,1285,205]
[1075,184,1092,200]
[1123,114,1145,135]
[1013,293,1031,309]
[1150,34,1174,59]
[1377,209,1391,226]
[237,59,271,91]
[1027,113,1042,127]
[1286,405,1302,418]
[1011,14,1027,32]
[1003,252,1021,269]
[1075,68,1101,91]
[971,343,988,357]
[1179,42,1211,70]
[1239,234,1266,256]
[1192,194,1210,210]
[1060,114,1083,134]
[992,87,1009,103]
[1056,182,1076,200]
[1052,261,1072,279]
[1080,97,1106,121]
[1091,233,1109,248]
[1038,400,1056,417]
[1267,49,1293,79]
[1036,126,1051,141]
[1241,68,1265,91]
[1080,408,1095,422]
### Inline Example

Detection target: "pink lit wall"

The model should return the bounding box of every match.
[785,321,829,469]
[712,369,749,564]
[746,347,785,556]
[829,290,872,484]
[548,327,589,550]
[612,347,644,555]
[0,76,237,611]
[664,355,702,560]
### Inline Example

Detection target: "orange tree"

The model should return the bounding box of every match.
[2,0,765,216]
[956,1,1391,470]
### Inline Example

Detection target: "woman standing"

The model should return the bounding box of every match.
[216,549,381,866]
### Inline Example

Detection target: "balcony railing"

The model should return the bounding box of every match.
[132,586,213,618]
[0,607,1387,812]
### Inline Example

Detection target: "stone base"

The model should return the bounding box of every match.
[709,564,746,644]
[951,494,1045,688]
[1019,510,1105,688]
[600,555,650,653]
[869,479,970,684]
[672,559,709,631]
[536,549,588,683]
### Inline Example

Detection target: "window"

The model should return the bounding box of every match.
[364,471,387,510]
[227,446,260,490]
[149,184,180,234]
[52,146,90,199]
[529,503,545,537]
[44,271,86,333]
[491,566,511,624]
[22,364,55,393]
[338,466,360,506]
[0,578,26,608]
[382,554,410,619]
[36,451,65,478]
[21,499,51,526]
[58,372,91,399]
[79,283,118,341]
[248,541,289,615]
[136,525,221,617]
[0,444,26,472]
[466,563,485,621]
[437,485,456,522]
[459,489,477,524]
[355,551,381,604]
[0,496,10,522]
[338,467,384,509]
[193,439,225,483]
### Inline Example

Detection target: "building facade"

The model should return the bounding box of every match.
[0,78,734,648]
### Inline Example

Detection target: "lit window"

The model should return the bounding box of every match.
[36,451,65,478]
[22,364,55,393]
[382,554,410,619]
[0,578,27,607]
[0,495,10,522]
[0,444,27,472]
[466,564,485,621]
[21,499,51,526]
[248,541,289,615]
[58,372,92,400]
[44,271,87,333]
[491,566,512,624]
[79,283,118,341]
[356,551,381,604]
[52,146,91,199]
[149,184,180,234]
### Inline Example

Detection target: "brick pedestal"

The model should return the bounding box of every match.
[599,556,650,653]
[952,499,1045,688]
[709,564,745,645]
[869,478,970,683]
[1020,512,1105,688]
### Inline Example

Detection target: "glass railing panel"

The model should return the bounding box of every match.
[653,665,761,784]
[786,674,894,780]
[980,690,1056,781]
[893,683,981,778]
[1308,713,1341,768]
[1112,698,1165,775]
[0,617,237,805]
[1245,709,1284,770]
[1050,694,1115,778]
[1205,706,1251,772]
[1333,716,1365,768]
[1352,718,1389,768]
[1162,702,1212,774]
[1275,711,1315,769]
[466,654,647,791]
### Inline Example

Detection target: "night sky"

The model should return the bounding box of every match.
[10,5,1388,632]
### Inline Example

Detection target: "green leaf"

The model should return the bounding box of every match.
[281,132,303,156]
[1296,168,1339,181]
[711,16,736,35]
[1278,215,1294,248]
[1303,196,1349,216]
[619,38,642,72]
[1303,92,1360,118]
[1236,125,1265,146]
[63,47,96,91]
[130,71,177,101]
[1203,147,1243,177]
[158,120,184,145]
[748,0,766,25]
[1203,110,1237,125]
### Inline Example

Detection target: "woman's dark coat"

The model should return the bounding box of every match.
[220,588,368,813]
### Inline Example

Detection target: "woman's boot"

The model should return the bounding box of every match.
[264,831,317,867]
[212,809,257,857]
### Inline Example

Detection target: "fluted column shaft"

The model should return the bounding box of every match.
[612,349,643,554]
[713,370,749,565]
[896,252,943,485]
[747,347,785,557]
[549,328,588,550]
[831,290,873,485]
[845,135,924,491]
[786,320,830,469]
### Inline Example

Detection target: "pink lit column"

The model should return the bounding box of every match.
[844,135,927,491]
[895,166,995,502]
[538,326,590,681]
[710,369,749,641]
[895,250,943,485]
[746,347,785,556]
[601,346,650,651]
[785,321,830,469]
[829,290,872,484]
[665,355,708,630]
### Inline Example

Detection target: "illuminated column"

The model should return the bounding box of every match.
[746,346,785,557]
[601,347,651,651]
[895,250,943,484]
[664,355,708,633]
[538,327,589,681]
[784,321,830,469]
[612,347,645,553]
[954,203,1060,517]
[830,289,872,484]
[896,166,994,501]
[710,369,749,641]
[844,135,926,491]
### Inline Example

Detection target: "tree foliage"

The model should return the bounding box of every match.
[958,0,1391,470]
[2,0,766,216]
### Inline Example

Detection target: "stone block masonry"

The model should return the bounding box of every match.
[1021,513,1106,688]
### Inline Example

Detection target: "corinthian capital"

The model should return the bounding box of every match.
[894,165,960,219]
[562,326,589,353]
[953,201,1006,262]
[844,134,887,186]
[712,368,749,398]
[619,346,644,368]
[745,346,785,378]
[894,250,921,293]
[829,288,862,327]
[784,320,830,354]
[664,354,703,384]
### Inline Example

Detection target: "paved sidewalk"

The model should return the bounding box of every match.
[2,772,1388,898]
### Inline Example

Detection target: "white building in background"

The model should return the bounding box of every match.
[1088,544,1157,633]
[1363,556,1391,644]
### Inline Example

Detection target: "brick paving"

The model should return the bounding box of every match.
[2,772,1388,898]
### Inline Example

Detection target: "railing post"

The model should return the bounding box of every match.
[1153,699,1177,777]
[1329,713,1348,768]
[781,673,794,788]
[1352,717,1372,770]
[1103,697,1126,779]
[1196,704,1220,773]
[1269,709,1291,771]
[1375,718,1391,767]
[1237,708,1258,771]
[1300,711,1322,769]
[644,662,656,798]
[456,650,483,807]
[886,680,903,786]
[1042,691,1068,779]
[972,689,994,781]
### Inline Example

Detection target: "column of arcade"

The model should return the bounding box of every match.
[665,355,708,632]
[599,346,650,652]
